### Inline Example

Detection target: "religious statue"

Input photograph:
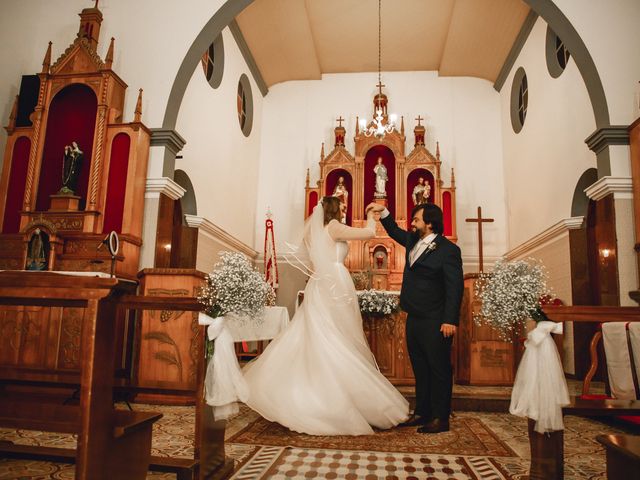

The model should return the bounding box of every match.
[25,228,48,271]
[59,141,83,195]
[332,176,349,211]
[373,157,388,198]
[375,251,385,269]
[412,177,431,205]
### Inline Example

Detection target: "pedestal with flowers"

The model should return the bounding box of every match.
[473,259,570,435]
[197,252,275,420]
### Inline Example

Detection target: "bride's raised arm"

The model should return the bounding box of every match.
[327,210,376,241]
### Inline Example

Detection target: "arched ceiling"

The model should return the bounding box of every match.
[235,0,531,87]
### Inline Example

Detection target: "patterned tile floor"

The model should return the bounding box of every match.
[0,380,634,480]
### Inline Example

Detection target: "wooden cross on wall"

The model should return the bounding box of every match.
[465,206,494,272]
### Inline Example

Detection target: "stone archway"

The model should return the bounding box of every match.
[160,0,612,172]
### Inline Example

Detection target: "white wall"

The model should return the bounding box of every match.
[255,71,507,269]
[176,27,263,248]
[500,18,597,249]
[554,0,640,126]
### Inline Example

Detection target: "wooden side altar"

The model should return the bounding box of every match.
[0,2,150,280]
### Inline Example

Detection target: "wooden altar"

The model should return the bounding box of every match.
[455,274,517,385]
[0,2,150,280]
[363,311,415,385]
[304,89,457,291]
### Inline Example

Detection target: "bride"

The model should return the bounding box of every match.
[243,196,409,435]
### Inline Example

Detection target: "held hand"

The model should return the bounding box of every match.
[366,202,385,214]
[440,323,456,338]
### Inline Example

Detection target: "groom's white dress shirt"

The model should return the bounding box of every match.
[380,208,436,266]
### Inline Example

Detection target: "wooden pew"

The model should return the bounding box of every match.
[0,290,234,479]
[0,272,162,480]
[526,306,640,480]
[596,434,640,480]
[118,294,233,480]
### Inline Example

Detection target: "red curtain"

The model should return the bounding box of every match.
[406,168,434,229]
[102,133,131,233]
[325,169,353,225]
[442,191,453,237]
[36,84,97,211]
[2,137,31,233]
[307,191,318,217]
[363,145,395,218]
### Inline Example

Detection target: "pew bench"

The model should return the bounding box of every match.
[0,371,200,479]
[0,442,198,480]
[596,434,640,480]
[528,396,640,480]
[527,306,640,480]
[0,272,167,480]
[0,398,162,479]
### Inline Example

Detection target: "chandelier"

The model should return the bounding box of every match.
[359,0,397,139]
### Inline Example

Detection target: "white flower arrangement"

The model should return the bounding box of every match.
[198,251,276,320]
[474,258,550,341]
[358,289,400,316]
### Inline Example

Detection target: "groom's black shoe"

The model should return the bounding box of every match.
[399,414,428,427]
[417,418,449,433]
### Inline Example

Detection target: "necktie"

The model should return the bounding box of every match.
[410,241,425,265]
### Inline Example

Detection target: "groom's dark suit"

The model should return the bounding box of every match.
[381,214,463,422]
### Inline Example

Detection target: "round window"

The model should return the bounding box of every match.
[237,74,253,137]
[200,33,224,89]
[510,67,528,133]
[545,26,570,78]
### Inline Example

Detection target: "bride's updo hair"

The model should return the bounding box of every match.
[322,196,342,225]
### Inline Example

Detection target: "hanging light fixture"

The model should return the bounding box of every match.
[359,0,397,139]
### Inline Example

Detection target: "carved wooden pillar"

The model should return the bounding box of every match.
[87,80,110,213]
[23,61,50,214]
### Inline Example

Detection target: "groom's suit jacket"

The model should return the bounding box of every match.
[381,215,464,325]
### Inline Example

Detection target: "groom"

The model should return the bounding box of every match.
[367,202,463,433]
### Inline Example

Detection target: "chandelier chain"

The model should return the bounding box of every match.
[359,0,396,139]
[378,0,381,87]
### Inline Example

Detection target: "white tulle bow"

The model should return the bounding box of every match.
[509,320,570,433]
[198,312,249,420]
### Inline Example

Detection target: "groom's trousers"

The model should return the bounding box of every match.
[406,314,453,420]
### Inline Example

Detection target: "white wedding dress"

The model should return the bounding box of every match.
[243,206,409,436]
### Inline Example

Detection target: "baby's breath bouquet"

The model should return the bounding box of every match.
[358,289,400,316]
[197,251,276,358]
[474,259,550,341]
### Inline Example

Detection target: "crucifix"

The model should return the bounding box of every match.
[336,116,345,127]
[465,206,494,272]
[415,115,424,126]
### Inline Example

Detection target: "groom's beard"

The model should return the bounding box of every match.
[411,227,429,239]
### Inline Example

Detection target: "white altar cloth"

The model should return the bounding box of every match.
[226,306,290,341]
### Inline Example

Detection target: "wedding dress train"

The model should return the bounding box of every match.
[243,209,409,436]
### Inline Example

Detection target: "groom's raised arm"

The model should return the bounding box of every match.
[379,208,410,246]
